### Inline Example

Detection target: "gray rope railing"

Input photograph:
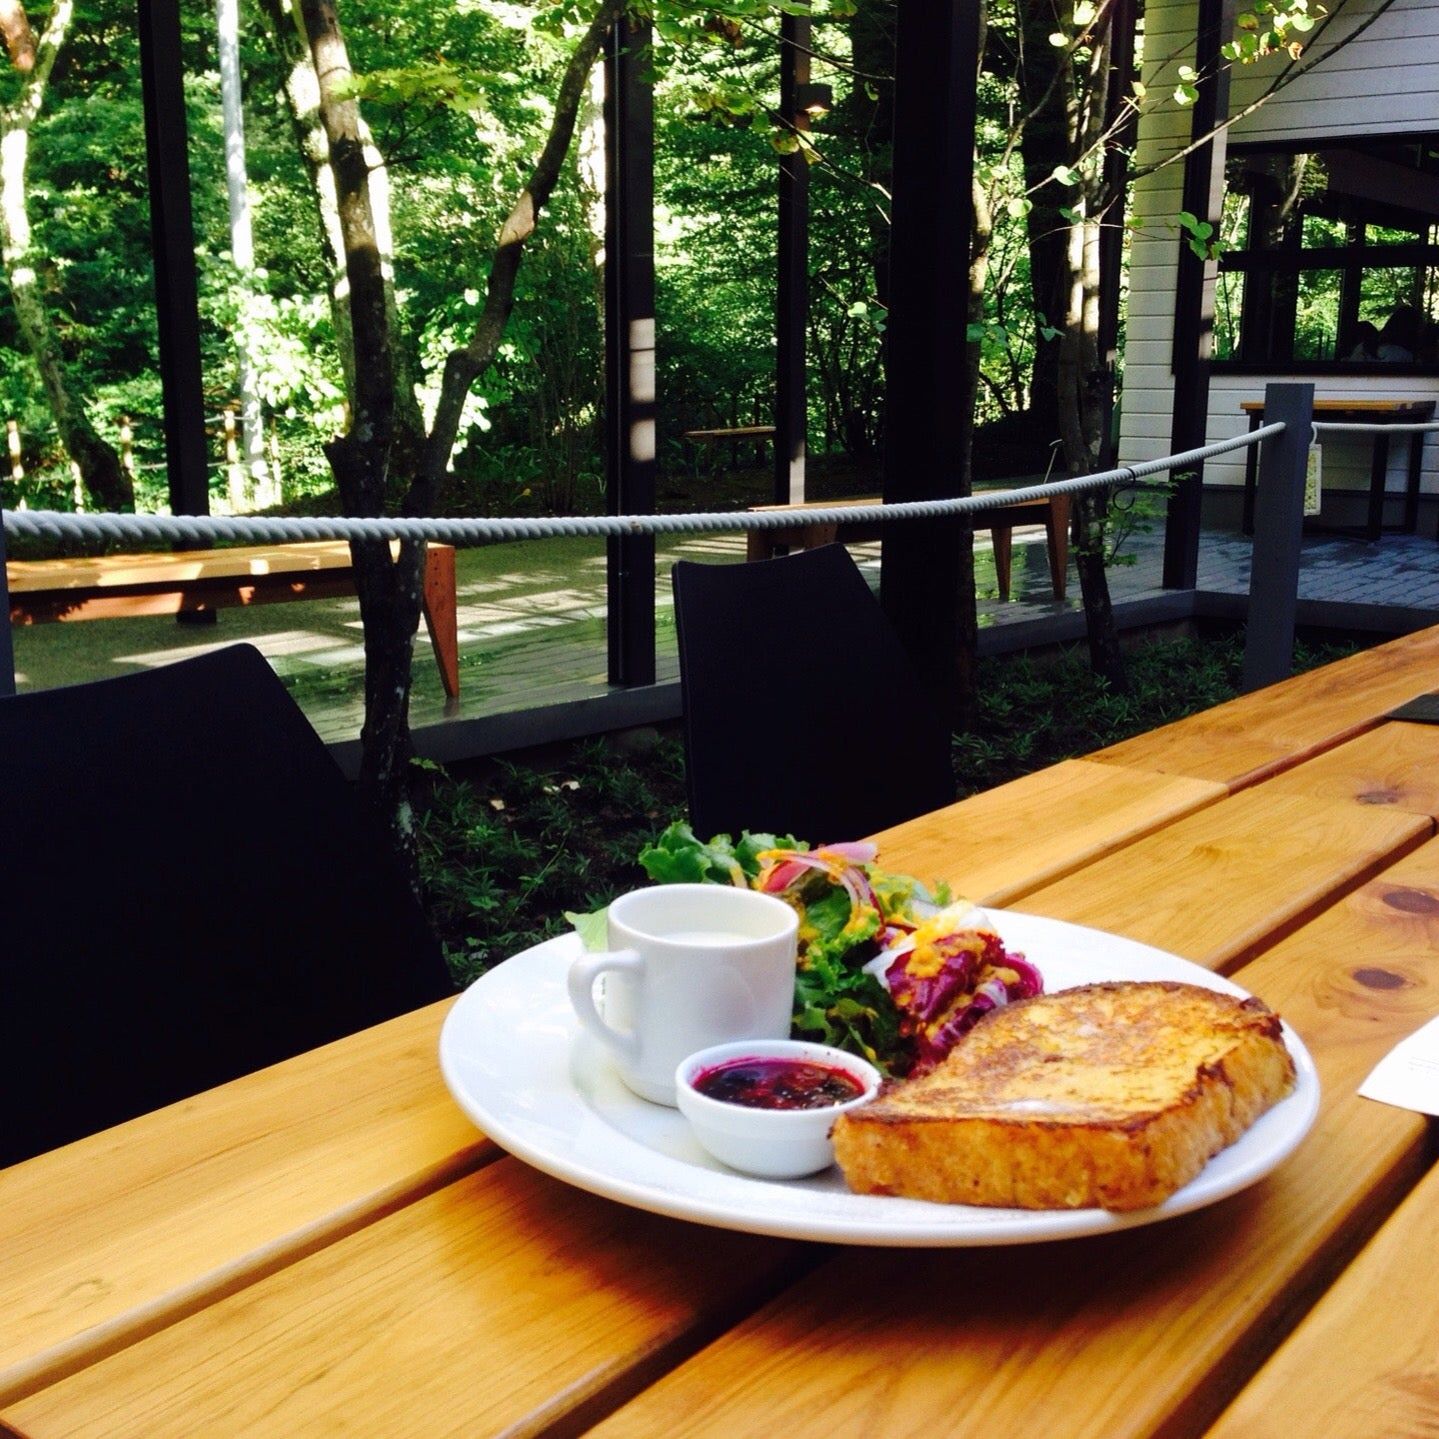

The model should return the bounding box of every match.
[1311,421,1439,435]
[1,424,1285,549]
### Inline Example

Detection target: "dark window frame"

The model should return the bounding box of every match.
[1212,131,1439,373]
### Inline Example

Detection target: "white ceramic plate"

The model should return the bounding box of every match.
[438,911,1320,1246]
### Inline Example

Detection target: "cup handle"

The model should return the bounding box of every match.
[567,949,643,1063]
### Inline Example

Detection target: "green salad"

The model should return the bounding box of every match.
[570,822,978,1072]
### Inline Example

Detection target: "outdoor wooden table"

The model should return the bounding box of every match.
[4,632,1439,1437]
[1238,397,1437,541]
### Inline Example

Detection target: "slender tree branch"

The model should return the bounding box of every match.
[416,0,625,502]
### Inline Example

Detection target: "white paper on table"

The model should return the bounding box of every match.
[1358,1015,1439,1116]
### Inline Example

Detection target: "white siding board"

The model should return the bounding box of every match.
[1117,0,1439,477]
[1231,0,1439,141]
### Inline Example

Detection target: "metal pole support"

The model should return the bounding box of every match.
[0,506,15,698]
[1241,381,1313,693]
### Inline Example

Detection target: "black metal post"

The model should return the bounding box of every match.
[604,15,657,688]
[774,8,812,505]
[0,508,14,697]
[1242,382,1313,692]
[879,0,979,725]
[1161,0,1234,588]
[137,0,210,519]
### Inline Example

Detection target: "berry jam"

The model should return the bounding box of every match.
[692,1057,865,1110]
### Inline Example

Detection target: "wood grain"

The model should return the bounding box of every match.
[6,541,370,591]
[1014,787,1431,971]
[1251,720,1439,817]
[0,1000,487,1408]
[1089,626,1439,788]
[579,842,1439,1439]
[868,760,1225,906]
[1204,1161,1439,1438]
[3,1160,811,1439]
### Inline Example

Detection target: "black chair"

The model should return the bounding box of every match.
[672,544,956,843]
[0,644,451,1168]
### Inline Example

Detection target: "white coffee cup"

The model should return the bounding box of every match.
[567,884,799,1105]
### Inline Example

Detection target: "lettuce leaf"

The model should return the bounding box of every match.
[637,820,801,886]
[870,866,951,924]
[564,907,610,952]
[792,964,902,1070]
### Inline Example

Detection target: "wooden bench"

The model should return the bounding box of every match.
[745,490,1070,601]
[6,540,461,698]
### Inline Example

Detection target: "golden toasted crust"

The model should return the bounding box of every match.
[831,981,1296,1211]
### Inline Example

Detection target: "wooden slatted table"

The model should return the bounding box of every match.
[4,633,1438,1438]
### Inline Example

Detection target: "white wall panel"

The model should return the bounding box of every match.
[1117,0,1439,486]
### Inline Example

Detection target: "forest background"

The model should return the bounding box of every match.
[3,0,1331,872]
[0,0,1162,521]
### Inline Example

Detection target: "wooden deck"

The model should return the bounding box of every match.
[10,521,1439,759]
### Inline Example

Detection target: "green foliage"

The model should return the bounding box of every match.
[414,736,688,986]
[1177,210,1223,261]
[952,632,1356,793]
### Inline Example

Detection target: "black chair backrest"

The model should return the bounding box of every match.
[0,644,450,1167]
[672,544,956,844]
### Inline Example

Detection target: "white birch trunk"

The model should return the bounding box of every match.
[216,0,273,507]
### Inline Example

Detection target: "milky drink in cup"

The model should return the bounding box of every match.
[567,883,799,1105]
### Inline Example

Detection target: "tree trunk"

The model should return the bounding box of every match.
[216,0,271,509]
[1016,0,1068,443]
[297,0,425,880]
[1,0,132,511]
[847,0,897,309]
[1055,17,1126,691]
[260,0,424,473]
[287,0,621,881]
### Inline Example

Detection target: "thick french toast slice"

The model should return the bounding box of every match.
[832,981,1296,1211]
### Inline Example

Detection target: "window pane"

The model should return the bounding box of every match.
[1302,214,1345,249]
[1365,224,1421,247]
[1215,270,1245,360]
[1294,269,1343,360]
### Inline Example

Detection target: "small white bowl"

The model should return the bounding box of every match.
[675,1039,882,1179]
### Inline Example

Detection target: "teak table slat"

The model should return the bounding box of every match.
[0,1002,485,1408]
[1251,718,1439,818]
[7,633,1439,1439]
[11,811,1439,1439]
[1090,625,1439,788]
[867,759,1225,905]
[1013,786,1431,972]
[4,1162,811,1439]
[580,844,1439,1439]
[1204,1157,1439,1439]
